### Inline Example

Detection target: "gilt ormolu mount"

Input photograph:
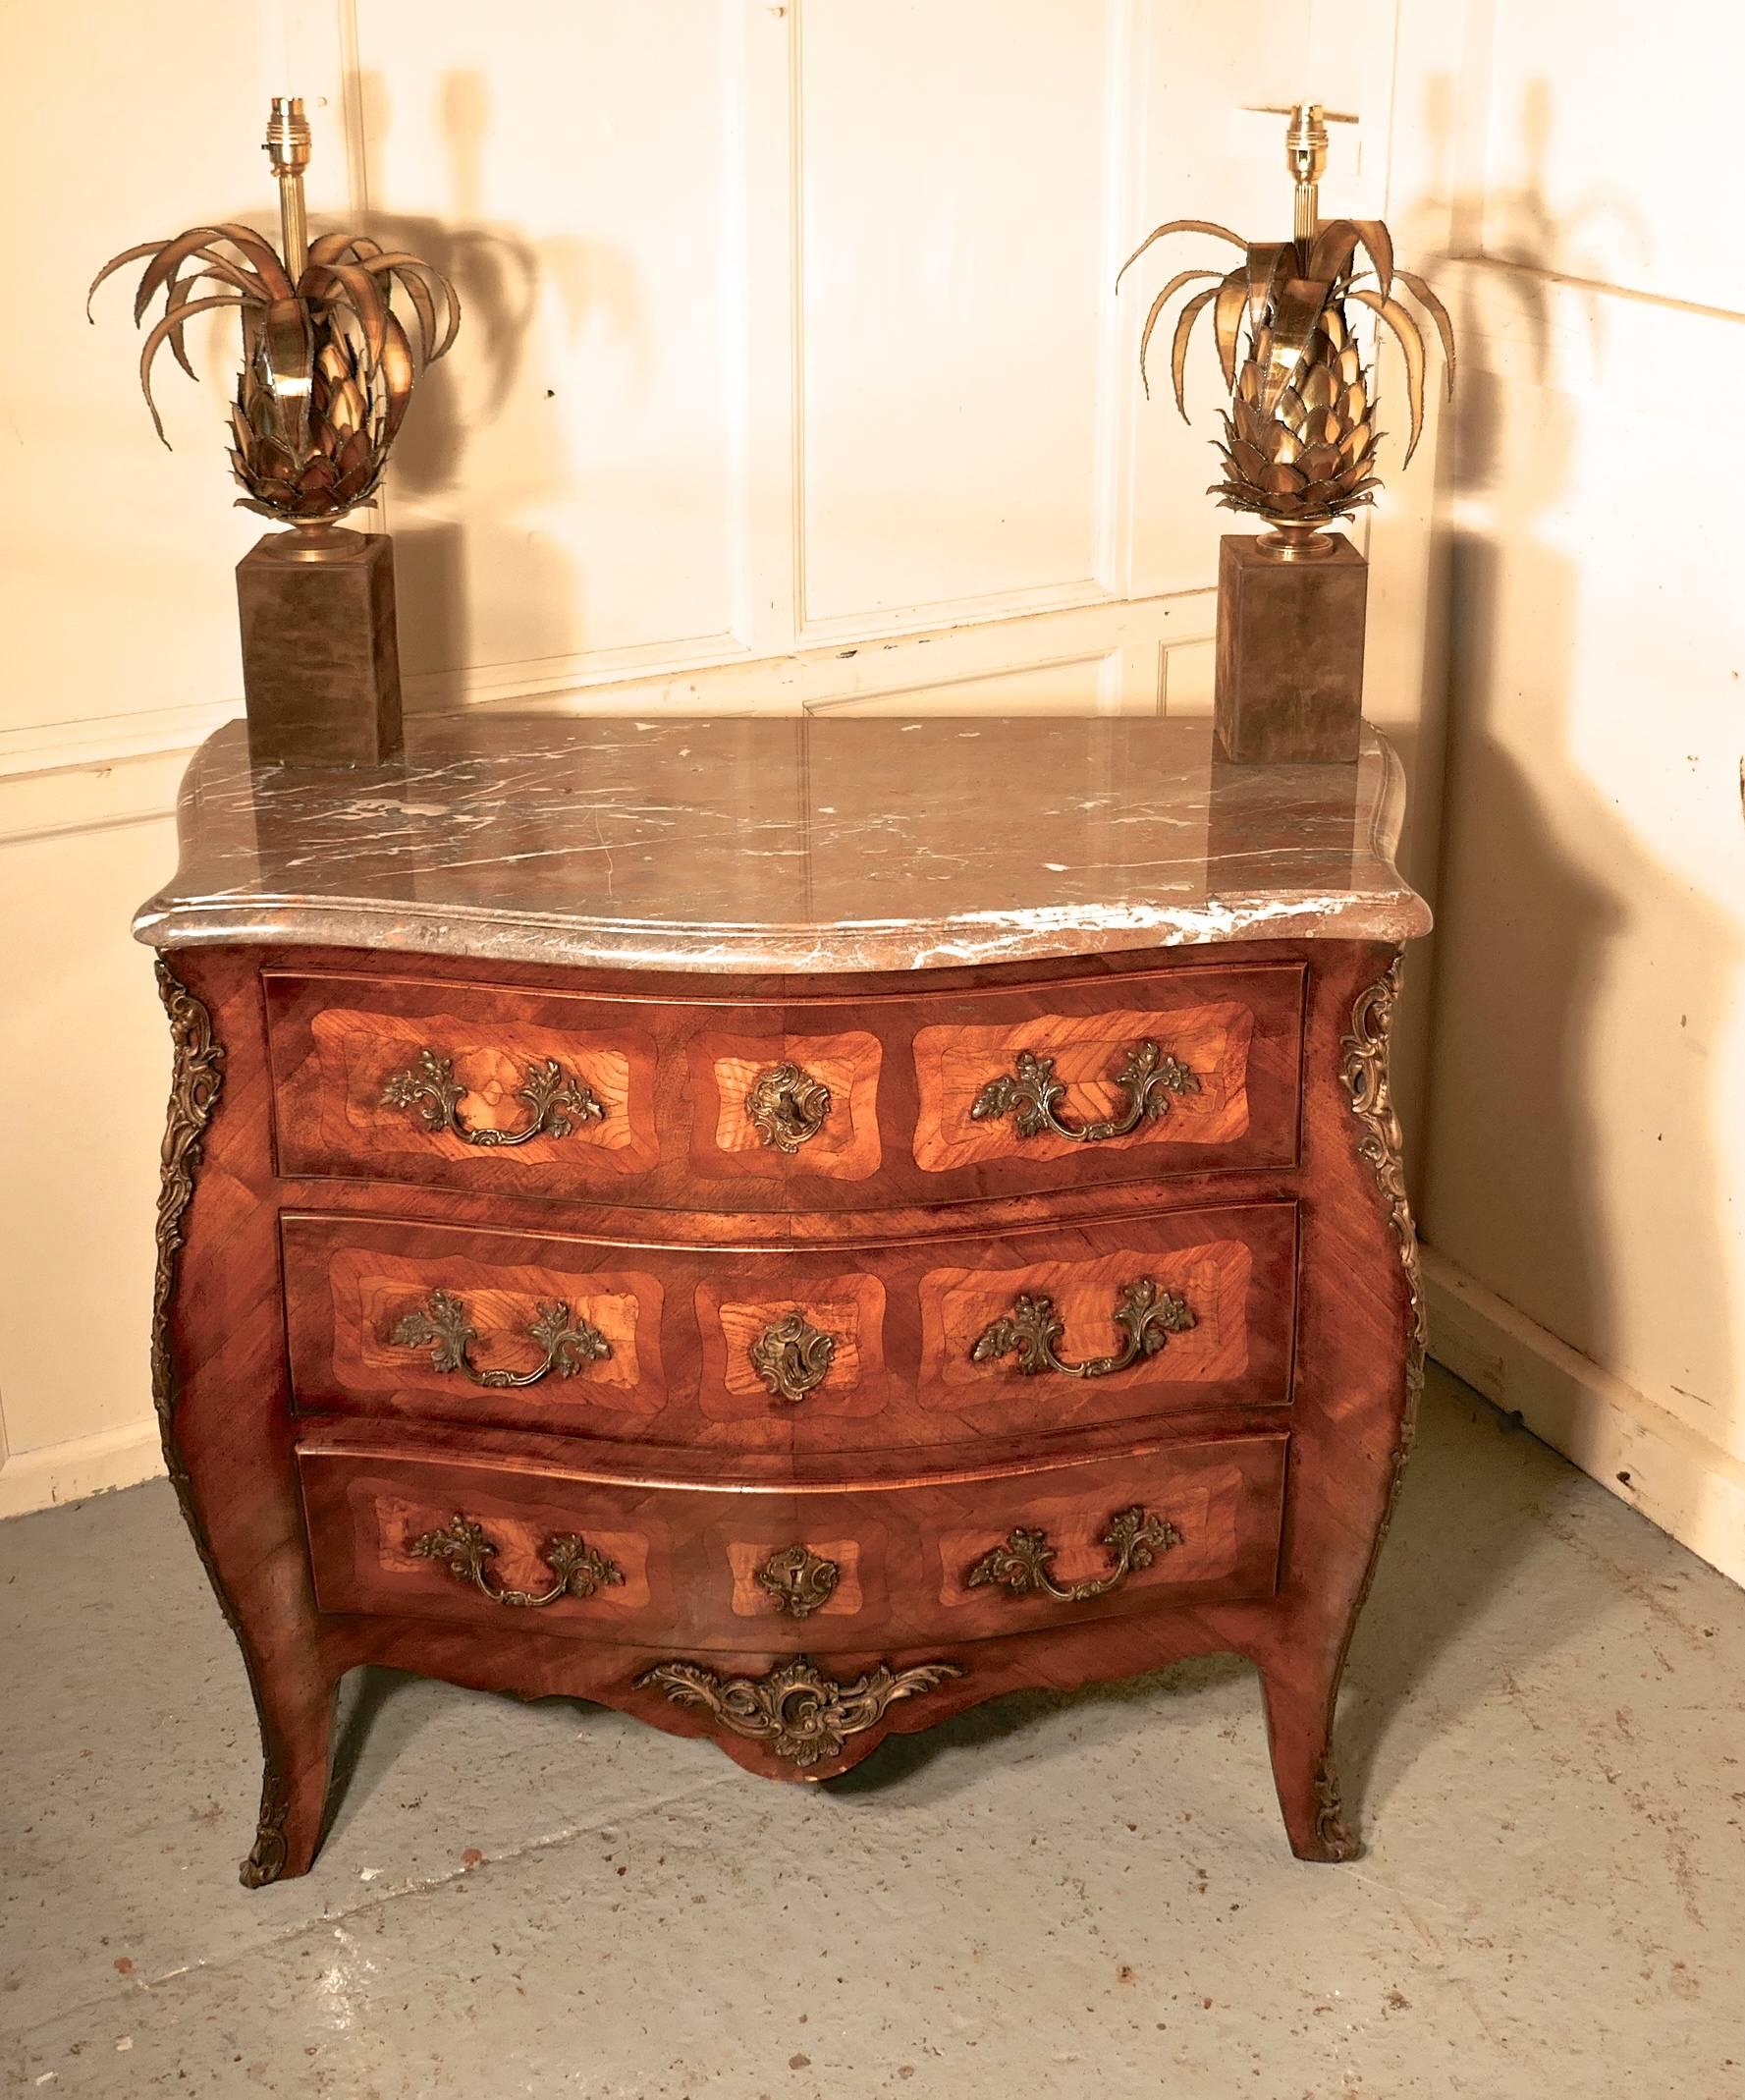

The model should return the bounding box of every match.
[89,97,460,765]
[1120,102,1453,762]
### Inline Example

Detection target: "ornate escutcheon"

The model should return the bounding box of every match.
[756,1545,841,1620]
[971,1278,1194,1379]
[745,1060,832,1153]
[636,1655,963,1766]
[967,1505,1181,1604]
[381,1047,604,1147]
[969,1038,1198,1142]
[409,1514,625,1608]
[391,1289,611,1388]
[748,1308,839,1405]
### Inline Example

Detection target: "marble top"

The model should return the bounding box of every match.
[134,712,1432,973]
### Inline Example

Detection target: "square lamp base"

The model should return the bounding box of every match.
[237,528,404,767]
[1214,532,1368,764]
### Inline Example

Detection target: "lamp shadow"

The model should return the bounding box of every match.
[342,69,642,698]
[1338,68,1732,1817]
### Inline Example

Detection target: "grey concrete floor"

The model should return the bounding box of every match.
[3,1365,1742,2100]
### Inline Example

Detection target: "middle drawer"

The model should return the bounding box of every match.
[282,1199,1298,1458]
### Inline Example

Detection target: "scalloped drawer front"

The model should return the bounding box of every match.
[908,969,1304,1191]
[265,969,669,1198]
[281,1198,1298,1456]
[263,961,1302,1212]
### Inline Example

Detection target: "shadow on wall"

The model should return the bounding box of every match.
[1433,397,1737,1405]
[1422,72,1733,1402]
[1346,71,1739,1795]
[345,71,644,693]
[1398,72,1644,432]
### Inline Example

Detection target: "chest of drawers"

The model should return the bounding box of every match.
[136,712,1429,1883]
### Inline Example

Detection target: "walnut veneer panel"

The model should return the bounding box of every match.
[694,1028,884,1185]
[297,1429,1287,1651]
[266,968,689,1201]
[909,980,1292,1184]
[280,1200,1295,1455]
[913,1001,1252,1169]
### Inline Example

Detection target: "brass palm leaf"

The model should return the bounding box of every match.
[1118,215,1454,526]
[88,222,459,525]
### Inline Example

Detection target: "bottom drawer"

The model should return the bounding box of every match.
[299,1430,1286,1651]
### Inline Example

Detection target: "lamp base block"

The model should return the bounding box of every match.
[237,528,404,767]
[1214,532,1367,764]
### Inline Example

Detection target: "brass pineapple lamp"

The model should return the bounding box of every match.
[1119,102,1454,759]
[88,98,461,764]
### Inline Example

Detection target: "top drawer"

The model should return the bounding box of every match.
[263,961,1303,1208]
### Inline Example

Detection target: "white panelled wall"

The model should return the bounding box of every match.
[1417,0,1745,1583]
[3,0,1445,1515]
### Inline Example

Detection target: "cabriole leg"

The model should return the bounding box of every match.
[242,1671,337,1887]
[1259,1658,1355,1863]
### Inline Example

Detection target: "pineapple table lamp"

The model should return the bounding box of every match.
[1119,102,1453,761]
[89,97,460,765]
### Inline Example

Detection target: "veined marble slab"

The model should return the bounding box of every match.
[133,713,1432,971]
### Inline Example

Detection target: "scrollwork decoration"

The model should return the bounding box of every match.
[1312,1752,1355,1862]
[966,1505,1181,1604]
[970,1279,1194,1379]
[409,1514,625,1609]
[970,1038,1198,1143]
[150,962,226,1444]
[151,962,299,1890]
[240,1768,292,1889]
[756,1545,841,1620]
[391,1289,611,1389]
[1323,951,1428,1858]
[381,1047,603,1147]
[636,1655,963,1767]
[1339,956,1426,1464]
[745,1061,832,1153]
[748,1309,838,1405]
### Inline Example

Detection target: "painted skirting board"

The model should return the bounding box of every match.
[1425,1247,1745,1590]
[0,1421,165,1521]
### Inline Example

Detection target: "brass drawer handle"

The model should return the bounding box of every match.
[749,1309,838,1405]
[746,1061,832,1152]
[971,1278,1194,1379]
[757,1545,840,1620]
[392,1288,611,1388]
[381,1047,604,1147]
[637,1656,963,1767]
[970,1039,1198,1142]
[967,1505,1181,1604]
[409,1514,624,1608]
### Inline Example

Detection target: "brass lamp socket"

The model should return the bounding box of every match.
[1245,100,1358,239]
[263,96,311,277]
[263,96,311,175]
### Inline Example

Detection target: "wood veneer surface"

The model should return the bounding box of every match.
[263,956,1304,1208]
